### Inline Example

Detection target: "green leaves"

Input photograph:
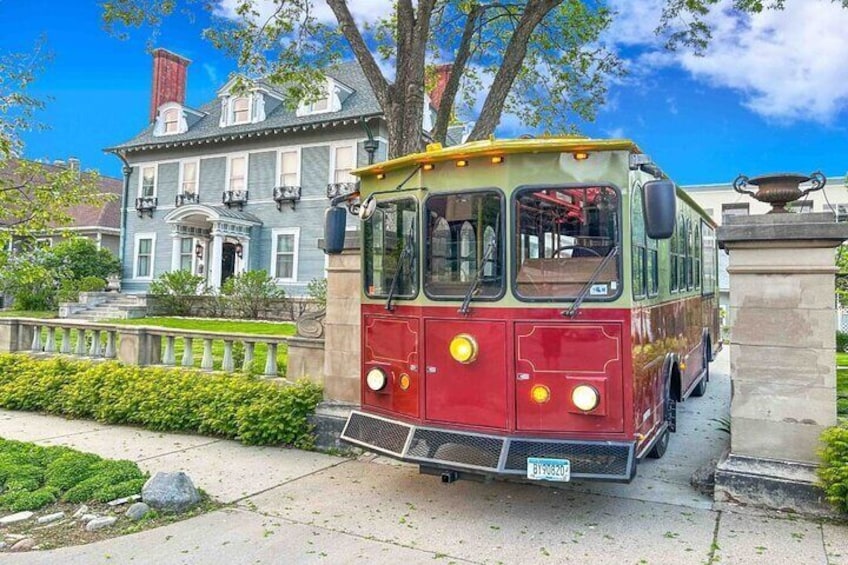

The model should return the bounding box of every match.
[819,423,848,513]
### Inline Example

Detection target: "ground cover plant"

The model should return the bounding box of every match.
[0,354,323,448]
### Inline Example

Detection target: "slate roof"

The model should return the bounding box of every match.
[107,61,384,154]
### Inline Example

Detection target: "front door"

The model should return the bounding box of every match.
[221,243,236,285]
[424,319,508,430]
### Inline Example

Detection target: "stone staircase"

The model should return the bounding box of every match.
[59,293,148,321]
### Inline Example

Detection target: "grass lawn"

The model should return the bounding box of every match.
[0,310,57,319]
[106,317,297,376]
[839,368,848,419]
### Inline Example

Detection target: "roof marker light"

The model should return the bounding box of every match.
[422,163,436,171]
[573,152,589,161]
[491,156,504,165]
[456,159,469,168]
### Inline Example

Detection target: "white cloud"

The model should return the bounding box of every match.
[203,63,219,85]
[213,0,391,27]
[605,0,848,124]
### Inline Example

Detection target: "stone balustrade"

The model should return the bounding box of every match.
[0,318,291,379]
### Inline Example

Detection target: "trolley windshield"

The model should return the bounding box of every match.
[514,185,620,300]
[363,197,418,299]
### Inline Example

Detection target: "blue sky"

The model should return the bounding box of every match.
[2,0,847,187]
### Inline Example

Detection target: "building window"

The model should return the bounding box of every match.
[232,97,250,124]
[181,161,198,194]
[134,234,155,279]
[179,237,193,271]
[279,150,299,186]
[721,202,749,224]
[140,165,156,197]
[332,145,355,184]
[271,228,299,281]
[228,156,247,192]
[163,108,180,134]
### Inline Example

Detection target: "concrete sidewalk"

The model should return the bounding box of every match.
[1,349,846,564]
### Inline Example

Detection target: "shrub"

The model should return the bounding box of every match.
[838,331,848,354]
[0,354,323,448]
[222,270,285,319]
[47,238,121,281]
[78,275,107,292]
[149,270,207,316]
[819,423,848,514]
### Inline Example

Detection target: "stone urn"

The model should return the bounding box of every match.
[732,172,825,213]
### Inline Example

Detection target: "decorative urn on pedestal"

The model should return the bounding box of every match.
[732,172,826,213]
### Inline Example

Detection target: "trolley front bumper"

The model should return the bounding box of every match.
[341,410,637,482]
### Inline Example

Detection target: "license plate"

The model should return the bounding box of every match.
[527,457,571,482]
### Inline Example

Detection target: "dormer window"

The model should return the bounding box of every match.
[232,96,250,124]
[163,108,180,134]
[296,78,352,117]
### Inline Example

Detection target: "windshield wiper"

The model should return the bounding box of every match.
[563,245,619,319]
[385,219,416,312]
[459,238,497,315]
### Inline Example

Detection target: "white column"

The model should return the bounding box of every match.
[170,232,182,272]
[209,230,224,290]
[239,237,250,273]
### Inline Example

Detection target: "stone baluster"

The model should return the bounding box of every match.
[44,327,56,353]
[104,331,117,359]
[162,336,176,366]
[201,338,214,370]
[89,330,102,357]
[263,342,278,377]
[222,340,234,372]
[181,337,194,367]
[242,342,254,372]
[75,329,87,356]
[31,325,42,352]
[60,328,72,354]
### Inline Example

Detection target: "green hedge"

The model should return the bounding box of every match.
[0,354,323,449]
[0,438,146,511]
[819,423,848,514]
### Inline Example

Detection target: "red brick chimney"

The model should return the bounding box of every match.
[150,48,191,122]
[429,64,453,111]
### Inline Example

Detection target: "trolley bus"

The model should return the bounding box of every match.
[325,137,719,483]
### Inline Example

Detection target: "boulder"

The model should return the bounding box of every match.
[85,516,118,532]
[142,471,201,513]
[37,512,65,525]
[125,502,151,521]
[9,538,36,552]
[0,511,33,525]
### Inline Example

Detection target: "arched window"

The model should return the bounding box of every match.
[483,226,496,277]
[163,108,180,134]
[232,97,250,124]
[459,221,476,282]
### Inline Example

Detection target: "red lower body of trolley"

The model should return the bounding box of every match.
[341,301,714,483]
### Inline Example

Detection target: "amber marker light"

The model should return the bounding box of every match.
[376,173,386,180]
[530,385,551,404]
[422,163,436,171]
[573,152,589,161]
[491,156,504,165]
[399,373,411,391]
[572,384,600,411]
[449,334,478,364]
[455,159,469,167]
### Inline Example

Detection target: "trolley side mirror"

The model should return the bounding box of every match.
[642,179,677,239]
[323,205,347,254]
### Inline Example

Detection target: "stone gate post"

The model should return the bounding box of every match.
[715,212,848,513]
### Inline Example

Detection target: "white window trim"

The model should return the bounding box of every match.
[225,153,250,192]
[138,163,158,198]
[328,142,358,184]
[153,102,189,136]
[295,79,348,117]
[133,232,157,280]
[276,147,302,187]
[230,95,252,125]
[270,227,300,282]
[178,159,201,196]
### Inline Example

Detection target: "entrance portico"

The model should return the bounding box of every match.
[163,204,262,290]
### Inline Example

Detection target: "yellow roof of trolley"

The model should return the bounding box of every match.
[353,136,643,177]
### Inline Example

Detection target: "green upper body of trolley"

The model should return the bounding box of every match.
[350,136,716,311]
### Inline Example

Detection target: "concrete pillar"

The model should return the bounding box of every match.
[322,234,361,404]
[0,319,19,353]
[715,212,848,514]
[117,327,160,366]
[208,230,224,290]
[171,232,182,272]
[287,336,325,385]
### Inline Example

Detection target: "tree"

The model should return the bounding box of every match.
[0,44,110,239]
[103,1,621,158]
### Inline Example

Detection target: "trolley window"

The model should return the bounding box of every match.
[515,185,620,300]
[424,190,504,299]
[363,197,418,299]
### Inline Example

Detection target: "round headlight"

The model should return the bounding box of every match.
[449,334,478,364]
[366,367,388,391]
[572,385,600,412]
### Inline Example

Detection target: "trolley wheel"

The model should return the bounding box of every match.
[691,340,710,397]
[647,426,669,459]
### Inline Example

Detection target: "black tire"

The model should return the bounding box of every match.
[647,426,669,459]
[691,340,709,397]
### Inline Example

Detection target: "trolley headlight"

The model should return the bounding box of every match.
[572,385,600,412]
[365,367,388,391]
[449,334,478,364]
